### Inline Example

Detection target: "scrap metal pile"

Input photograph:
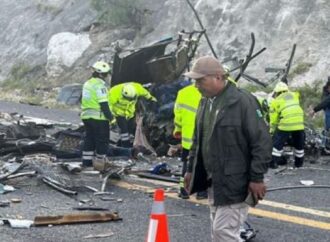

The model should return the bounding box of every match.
[0,111,184,228]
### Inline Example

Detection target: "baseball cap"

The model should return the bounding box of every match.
[184,56,224,79]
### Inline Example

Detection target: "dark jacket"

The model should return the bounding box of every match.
[188,84,272,206]
[314,95,330,113]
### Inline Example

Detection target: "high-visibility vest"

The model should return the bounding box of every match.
[80,77,108,120]
[108,82,153,119]
[269,91,304,132]
[173,84,201,149]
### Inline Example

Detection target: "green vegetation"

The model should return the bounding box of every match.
[288,62,313,79]
[295,80,324,128]
[0,62,34,90]
[36,3,62,15]
[90,0,146,28]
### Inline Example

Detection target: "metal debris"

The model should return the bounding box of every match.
[42,176,77,195]
[0,219,34,229]
[300,180,314,186]
[0,183,15,194]
[0,200,10,207]
[83,231,114,239]
[10,198,22,203]
[73,206,109,211]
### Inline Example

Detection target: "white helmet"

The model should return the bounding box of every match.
[92,61,111,74]
[122,84,137,99]
[274,82,289,93]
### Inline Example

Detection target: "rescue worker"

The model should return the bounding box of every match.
[108,82,157,147]
[80,61,113,169]
[173,83,201,199]
[269,81,305,168]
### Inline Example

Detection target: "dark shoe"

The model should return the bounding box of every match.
[178,188,189,199]
[269,162,278,169]
[277,156,287,166]
[240,221,257,241]
[196,191,208,200]
[82,160,92,167]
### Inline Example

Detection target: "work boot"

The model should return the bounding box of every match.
[196,191,208,200]
[93,154,113,172]
[178,187,189,199]
[268,161,278,169]
[294,158,303,168]
[277,156,287,166]
[82,159,93,167]
[178,177,189,199]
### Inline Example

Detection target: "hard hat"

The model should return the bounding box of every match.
[122,84,137,99]
[223,64,230,74]
[274,82,289,93]
[92,61,111,74]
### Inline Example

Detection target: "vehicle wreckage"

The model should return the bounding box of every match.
[1,24,329,240]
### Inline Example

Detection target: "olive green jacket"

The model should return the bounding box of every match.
[188,83,272,206]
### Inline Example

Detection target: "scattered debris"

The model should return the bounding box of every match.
[83,231,114,239]
[10,198,22,203]
[0,183,15,194]
[99,197,116,201]
[137,172,179,183]
[61,162,82,173]
[1,219,34,229]
[6,171,37,180]
[300,180,314,186]
[73,206,109,211]
[34,212,122,226]
[42,176,77,196]
[0,200,10,207]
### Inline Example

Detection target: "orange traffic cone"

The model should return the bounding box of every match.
[146,188,170,242]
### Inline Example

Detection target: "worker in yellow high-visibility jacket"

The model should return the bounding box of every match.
[269,82,305,168]
[81,61,113,169]
[108,82,156,147]
[173,83,201,199]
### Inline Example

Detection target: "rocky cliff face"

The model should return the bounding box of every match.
[0,0,329,89]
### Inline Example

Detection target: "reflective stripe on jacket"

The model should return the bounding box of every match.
[108,82,153,119]
[174,84,201,149]
[81,77,108,120]
[269,91,304,132]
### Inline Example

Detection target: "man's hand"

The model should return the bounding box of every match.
[248,181,266,204]
[184,172,192,193]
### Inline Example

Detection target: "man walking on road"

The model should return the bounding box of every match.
[80,61,113,170]
[184,56,272,241]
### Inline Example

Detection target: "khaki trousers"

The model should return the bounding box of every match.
[208,188,249,242]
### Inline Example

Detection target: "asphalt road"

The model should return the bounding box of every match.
[0,100,330,242]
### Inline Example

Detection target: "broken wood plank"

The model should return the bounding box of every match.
[34,212,121,226]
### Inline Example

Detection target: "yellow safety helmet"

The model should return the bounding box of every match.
[122,84,137,99]
[92,61,111,74]
[274,82,289,93]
